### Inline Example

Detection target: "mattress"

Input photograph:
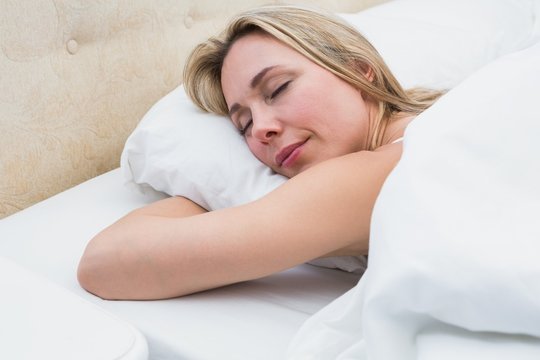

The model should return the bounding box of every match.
[0,168,361,359]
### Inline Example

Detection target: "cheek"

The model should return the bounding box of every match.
[280,92,318,125]
[246,139,270,166]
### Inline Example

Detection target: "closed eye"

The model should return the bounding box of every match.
[270,81,291,99]
[239,119,253,136]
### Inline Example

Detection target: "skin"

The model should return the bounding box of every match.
[77,32,412,300]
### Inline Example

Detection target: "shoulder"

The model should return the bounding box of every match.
[326,143,403,177]
[265,145,403,208]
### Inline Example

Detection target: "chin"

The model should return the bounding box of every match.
[282,164,310,179]
[275,169,293,179]
[274,158,320,178]
[272,166,295,179]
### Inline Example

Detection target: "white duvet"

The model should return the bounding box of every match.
[288,41,540,359]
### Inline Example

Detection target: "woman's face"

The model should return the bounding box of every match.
[221,32,376,178]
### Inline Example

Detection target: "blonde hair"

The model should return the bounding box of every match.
[184,5,444,150]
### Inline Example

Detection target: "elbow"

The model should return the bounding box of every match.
[77,238,121,301]
[78,225,197,300]
[77,259,107,300]
[77,257,111,300]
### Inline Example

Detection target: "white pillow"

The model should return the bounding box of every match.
[339,0,536,89]
[120,0,538,272]
[121,87,285,211]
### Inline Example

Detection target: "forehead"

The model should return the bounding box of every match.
[221,33,308,90]
[224,32,301,67]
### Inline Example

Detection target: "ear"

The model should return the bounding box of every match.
[363,65,374,82]
[352,60,375,83]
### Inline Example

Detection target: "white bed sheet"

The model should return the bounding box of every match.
[0,168,361,359]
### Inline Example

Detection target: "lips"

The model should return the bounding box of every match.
[275,139,308,167]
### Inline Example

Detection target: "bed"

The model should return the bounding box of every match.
[0,169,360,359]
[1,0,540,359]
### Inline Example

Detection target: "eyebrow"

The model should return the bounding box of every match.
[250,65,277,88]
[228,65,278,118]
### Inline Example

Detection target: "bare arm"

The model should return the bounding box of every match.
[78,143,401,300]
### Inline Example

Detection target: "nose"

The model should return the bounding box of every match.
[251,106,281,142]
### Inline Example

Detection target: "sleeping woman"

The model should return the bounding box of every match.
[77,5,443,300]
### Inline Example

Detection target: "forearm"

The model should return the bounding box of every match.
[78,197,214,300]
[79,196,300,300]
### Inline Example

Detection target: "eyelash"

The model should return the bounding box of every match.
[239,81,292,136]
[270,80,291,99]
[240,119,252,136]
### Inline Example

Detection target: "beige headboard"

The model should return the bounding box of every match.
[0,0,387,219]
